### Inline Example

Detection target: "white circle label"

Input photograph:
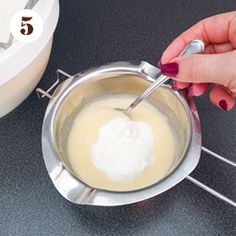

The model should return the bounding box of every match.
[10,9,43,43]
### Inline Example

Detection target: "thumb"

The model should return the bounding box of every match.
[160,50,236,89]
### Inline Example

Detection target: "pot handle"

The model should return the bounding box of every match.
[36,69,71,99]
[187,146,236,207]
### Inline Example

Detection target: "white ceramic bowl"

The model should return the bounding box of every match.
[0,0,59,118]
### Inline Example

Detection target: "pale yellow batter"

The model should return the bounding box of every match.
[67,95,176,191]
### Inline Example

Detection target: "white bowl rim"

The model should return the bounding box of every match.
[0,0,59,86]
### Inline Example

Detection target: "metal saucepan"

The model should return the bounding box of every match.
[37,61,236,207]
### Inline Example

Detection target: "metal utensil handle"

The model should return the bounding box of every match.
[126,40,205,115]
[126,74,169,114]
[187,146,236,207]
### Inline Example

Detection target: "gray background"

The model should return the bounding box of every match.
[0,0,236,235]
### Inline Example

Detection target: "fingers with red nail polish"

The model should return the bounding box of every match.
[160,62,179,77]
[188,83,209,97]
[172,81,190,90]
[219,100,228,111]
[159,11,236,110]
[209,85,234,111]
[161,51,236,96]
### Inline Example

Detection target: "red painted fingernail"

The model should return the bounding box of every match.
[160,62,179,77]
[171,81,178,91]
[219,100,228,111]
[188,86,194,97]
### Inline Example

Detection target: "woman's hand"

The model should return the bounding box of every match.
[160,11,236,111]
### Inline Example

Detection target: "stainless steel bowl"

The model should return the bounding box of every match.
[41,61,202,206]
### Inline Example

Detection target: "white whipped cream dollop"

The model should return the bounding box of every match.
[91,116,154,182]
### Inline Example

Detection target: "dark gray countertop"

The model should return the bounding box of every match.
[0,0,236,235]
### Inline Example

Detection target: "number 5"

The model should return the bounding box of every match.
[20,16,33,35]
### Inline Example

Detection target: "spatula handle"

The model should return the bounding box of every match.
[126,39,205,115]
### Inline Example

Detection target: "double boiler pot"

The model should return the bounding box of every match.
[37,61,236,207]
